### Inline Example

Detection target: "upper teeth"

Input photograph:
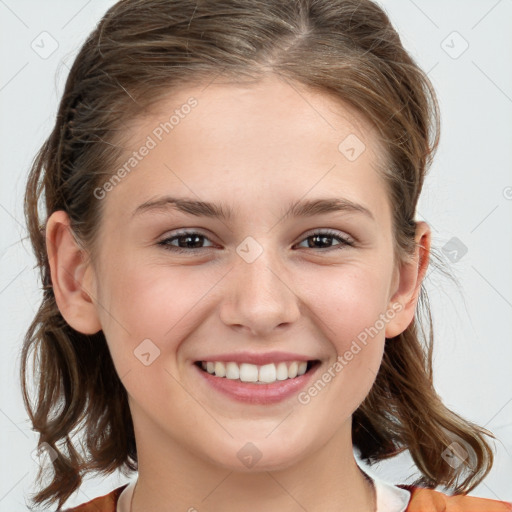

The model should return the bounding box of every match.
[201,361,309,383]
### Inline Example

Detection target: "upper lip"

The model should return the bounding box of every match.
[195,351,319,366]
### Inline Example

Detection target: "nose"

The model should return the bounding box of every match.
[219,247,301,338]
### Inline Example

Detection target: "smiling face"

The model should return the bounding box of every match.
[50,73,425,474]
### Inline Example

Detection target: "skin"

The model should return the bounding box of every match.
[46,73,430,512]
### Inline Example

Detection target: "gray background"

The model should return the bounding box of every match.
[0,0,511,509]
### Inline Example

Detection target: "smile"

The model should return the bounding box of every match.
[193,359,321,404]
[196,360,316,384]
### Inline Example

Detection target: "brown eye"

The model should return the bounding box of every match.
[158,231,214,253]
[295,230,354,251]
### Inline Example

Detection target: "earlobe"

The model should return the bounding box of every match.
[46,210,102,335]
[385,221,431,338]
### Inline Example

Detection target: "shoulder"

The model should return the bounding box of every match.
[61,484,128,512]
[400,485,512,512]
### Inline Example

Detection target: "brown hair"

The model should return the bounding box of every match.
[22,0,494,509]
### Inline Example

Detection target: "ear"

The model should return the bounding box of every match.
[385,221,431,338]
[45,210,102,335]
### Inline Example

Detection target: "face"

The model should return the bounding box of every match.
[62,74,417,472]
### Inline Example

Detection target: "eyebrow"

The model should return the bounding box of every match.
[131,195,374,221]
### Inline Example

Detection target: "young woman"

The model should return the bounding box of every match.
[21,0,511,511]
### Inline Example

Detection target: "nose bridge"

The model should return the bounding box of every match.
[219,239,300,335]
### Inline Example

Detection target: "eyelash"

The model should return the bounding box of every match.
[157,229,355,254]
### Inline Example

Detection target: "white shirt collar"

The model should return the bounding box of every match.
[356,459,412,512]
[117,469,412,512]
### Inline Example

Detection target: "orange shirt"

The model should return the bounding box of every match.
[63,484,512,512]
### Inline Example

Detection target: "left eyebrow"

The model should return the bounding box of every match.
[131,195,374,222]
[283,197,374,221]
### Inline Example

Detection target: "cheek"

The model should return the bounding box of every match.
[296,263,390,413]
[308,262,392,350]
[95,256,225,366]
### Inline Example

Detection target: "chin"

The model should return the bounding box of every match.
[201,436,311,474]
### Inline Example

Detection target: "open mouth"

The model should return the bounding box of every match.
[194,359,320,385]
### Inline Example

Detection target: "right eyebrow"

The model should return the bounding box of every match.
[131,196,234,221]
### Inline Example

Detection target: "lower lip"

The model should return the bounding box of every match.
[194,362,320,404]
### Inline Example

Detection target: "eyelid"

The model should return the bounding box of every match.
[157,229,217,251]
[299,228,355,245]
[294,228,355,250]
[157,227,355,253]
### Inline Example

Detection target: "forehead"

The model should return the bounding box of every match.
[140,74,381,152]
[102,74,390,223]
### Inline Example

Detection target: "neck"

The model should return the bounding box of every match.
[129,415,375,512]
